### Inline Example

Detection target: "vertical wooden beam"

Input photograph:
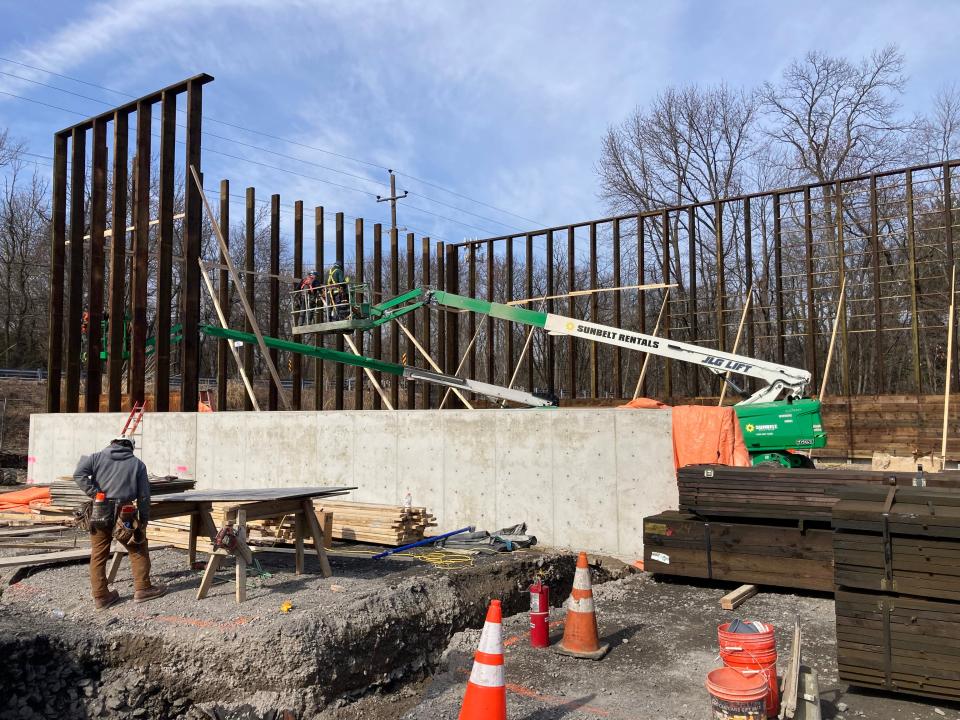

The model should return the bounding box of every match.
[292,201,303,410]
[774,193,785,365]
[835,182,851,398]
[945,163,957,390]
[485,239,494,387]
[216,180,230,412]
[389,228,399,409]
[637,215,646,397]
[155,91,176,412]
[130,107,150,409]
[567,227,576,399]
[525,234,534,392]
[589,223,599,398]
[803,186,818,390]
[373,224,383,409]
[469,242,478,391]
[47,133,68,412]
[181,80,203,412]
[107,114,127,412]
[354,219,365,410]
[405,232,416,408]
[243,188,256,411]
[661,210,672,399]
[421,237,432,407]
[268,194,280,411]
[612,220,622,398]
[545,230,555,394]
[64,128,87,413]
[314,207,324,411]
[505,237,514,386]
[714,201,726,353]
[870,175,884,394]
[436,240,445,378]
[85,119,107,412]
[335,213,346,410]
[743,199,754,377]
[444,245,461,395]
[687,207,698,397]
[906,171,922,394]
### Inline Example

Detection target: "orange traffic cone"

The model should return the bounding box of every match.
[458,599,507,720]
[555,551,610,660]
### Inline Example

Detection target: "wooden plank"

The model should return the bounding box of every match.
[720,584,756,611]
[0,547,91,568]
[294,511,305,575]
[302,499,333,578]
[196,552,224,600]
[235,508,247,603]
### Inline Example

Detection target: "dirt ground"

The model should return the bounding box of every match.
[400,573,960,720]
[2,537,958,719]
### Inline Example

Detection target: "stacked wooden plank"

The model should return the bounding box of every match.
[317,501,436,545]
[643,511,834,592]
[833,485,960,701]
[678,465,959,521]
[146,500,434,550]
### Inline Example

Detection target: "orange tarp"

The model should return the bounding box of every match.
[618,398,750,469]
[0,486,51,513]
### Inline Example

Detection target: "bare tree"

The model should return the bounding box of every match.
[760,45,910,182]
[910,84,960,163]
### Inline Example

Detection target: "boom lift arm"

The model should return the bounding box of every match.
[426,290,810,405]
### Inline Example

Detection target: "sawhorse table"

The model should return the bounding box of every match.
[111,486,354,603]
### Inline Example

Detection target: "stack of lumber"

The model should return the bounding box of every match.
[833,485,960,701]
[147,499,435,549]
[678,465,960,521]
[643,511,833,591]
[36,476,197,522]
[318,500,436,545]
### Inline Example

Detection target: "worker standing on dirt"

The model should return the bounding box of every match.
[73,437,166,609]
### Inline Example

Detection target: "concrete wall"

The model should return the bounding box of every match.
[28,408,677,558]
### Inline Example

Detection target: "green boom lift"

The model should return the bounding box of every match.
[290,283,826,467]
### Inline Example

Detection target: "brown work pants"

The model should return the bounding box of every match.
[89,526,152,601]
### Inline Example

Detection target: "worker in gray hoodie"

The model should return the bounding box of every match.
[73,436,166,608]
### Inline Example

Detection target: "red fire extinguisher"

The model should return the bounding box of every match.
[529,581,550,648]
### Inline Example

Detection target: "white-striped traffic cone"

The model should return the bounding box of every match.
[555,551,610,660]
[458,599,506,720]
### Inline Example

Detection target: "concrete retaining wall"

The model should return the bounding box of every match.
[28,408,677,558]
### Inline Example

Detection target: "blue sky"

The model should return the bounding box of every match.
[0,0,957,264]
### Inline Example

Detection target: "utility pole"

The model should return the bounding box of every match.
[376,170,408,234]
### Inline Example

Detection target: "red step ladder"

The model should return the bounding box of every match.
[120,401,145,437]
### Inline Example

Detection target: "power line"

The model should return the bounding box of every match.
[0,56,547,235]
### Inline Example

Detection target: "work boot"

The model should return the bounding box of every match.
[134,584,167,603]
[95,590,120,610]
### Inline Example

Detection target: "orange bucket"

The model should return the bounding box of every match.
[718,623,778,717]
[705,667,767,720]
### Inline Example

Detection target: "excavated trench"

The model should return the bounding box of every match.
[0,549,626,720]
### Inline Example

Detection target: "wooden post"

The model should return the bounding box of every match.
[373,224,383,409]
[633,289,670,400]
[354,219,365,410]
[180,80,204,412]
[106,114,127,413]
[567,227,576,399]
[943,265,956,461]
[85,118,107,412]
[268,194,281,411]
[155,91,175,412]
[46,132,68,413]
[314,207,324,411]
[590,223,599,397]
[292,201,303,410]
[405,232,416,408]
[718,287,753,406]
[820,277,847,403]
[335,213,346,410]
[546,230,556,394]
[243,188,256,411]
[65,127,87,412]
[216,180,231,411]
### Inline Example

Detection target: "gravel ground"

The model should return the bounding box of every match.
[401,573,960,720]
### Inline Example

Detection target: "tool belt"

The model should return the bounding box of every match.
[113,501,146,545]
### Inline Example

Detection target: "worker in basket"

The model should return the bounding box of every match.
[326,262,349,320]
[297,270,323,325]
[73,436,166,609]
